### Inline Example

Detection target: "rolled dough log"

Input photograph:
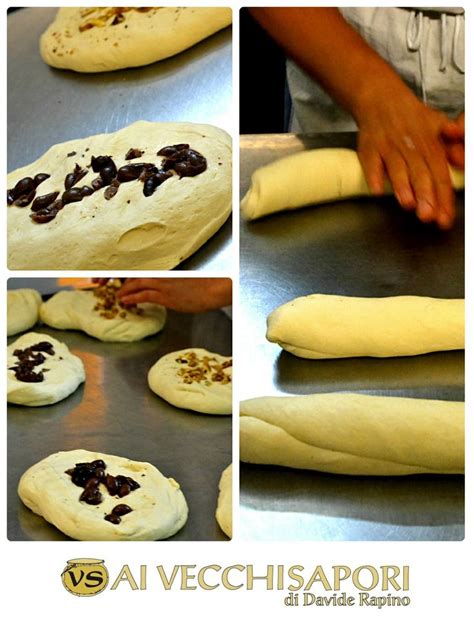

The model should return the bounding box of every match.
[216,464,232,538]
[240,393,464,475]
[267,294,464,359]
[18,449,188,540]
[7,289,42,336]
[241,148,465,220]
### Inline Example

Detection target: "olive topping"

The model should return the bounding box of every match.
[91,177,104,191]
[13,190,36,208]
[157,143,189,157]
[62,187,84,205]
[31,192,60,212]
[65,164,88,190]
[117,163,146,182]
[143,170,172,197]
[7,190,14,205]
[66,459,140,517]
[104,512,121,524]
[99,163,118,186]
[33,173,50,187]
[104,504,133,525]
[11,176,36,199]
[91,155,114,173]
[30,200,63,224]
[81,185,94,197]
[104,179,120,200]
[8,340,55,383]
[125,148,144,160]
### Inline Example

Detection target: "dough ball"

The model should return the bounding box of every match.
[40,7,232,73]
[240,393,464,476]
[148,348,232,414]
[40,284,166,343]
[8,121,231,270]
[7,332,85,406]
[7,289,42,336]
[267,294,464,359]
[18,449,188,540]
[216,464,232,538]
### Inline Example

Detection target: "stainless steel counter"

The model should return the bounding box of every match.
[8,310,232,541]
[239,133,464,541]
[7,8,233,271]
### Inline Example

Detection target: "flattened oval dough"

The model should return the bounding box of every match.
[240,393,464,476]
[7,332,85,406]
[40,289,166,343]
[267,294,464,359]
[8,121,232,270]
[18,449,188,540]
[241,148,465,220]
[148,348,232,414]
[216,464,232,538]
[7,289,42,336]
[40,7,232,73]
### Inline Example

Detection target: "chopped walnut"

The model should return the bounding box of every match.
[175,351,232,385]
[93,279,143,320]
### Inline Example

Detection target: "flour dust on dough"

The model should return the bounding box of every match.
[40,281,166,343]
[216,464,232,538]
[148,348,232,414]
[267,294,464,359]
[18,449,188,540]
[40,7,232,73]
[7,288,42,336]
[7,332,85,406]
[240,393,464,476]
[8,121,232,270]
[241,148,465,220]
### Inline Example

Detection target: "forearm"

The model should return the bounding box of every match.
[250,7,413,123]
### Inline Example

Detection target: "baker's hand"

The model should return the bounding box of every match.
[117,278,232,313]
[356,92,457,230]
[441,112,464,170]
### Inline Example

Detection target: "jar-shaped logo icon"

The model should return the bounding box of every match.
[61,558,109,596]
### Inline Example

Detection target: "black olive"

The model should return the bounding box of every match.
[31,192,60,212]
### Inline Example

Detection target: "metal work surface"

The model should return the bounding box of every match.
[8,311,232,541]
[7,8,232,271]
[239,133,464,541]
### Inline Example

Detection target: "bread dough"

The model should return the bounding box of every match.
[7,289,42,336]
[148,348,232,414]
[216,464,232,538]
[8,121,232,270]
[240,393,464,475]
[7,332,85,406]
[267,294,464,359]
[40,285,166,343]
[241,148,465,220]
[18,449,188,540]
[40,7,232,73]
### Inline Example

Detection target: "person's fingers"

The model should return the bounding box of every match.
[357,145,385,195]
[117,278,167,297]
[382,150,416,210]
[422,142,455,229]
[120,290,165,305]
[440,112,465,139]
[402,151,437,223]
[445,142,465,170]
